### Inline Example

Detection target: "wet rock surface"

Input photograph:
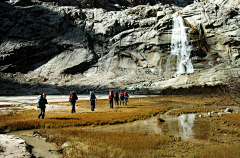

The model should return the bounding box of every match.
[9,131,62,158]
[0,134,32,158]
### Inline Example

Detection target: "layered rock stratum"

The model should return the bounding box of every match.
[0,0,239,95]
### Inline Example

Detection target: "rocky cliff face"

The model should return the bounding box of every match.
[0,0,239,95]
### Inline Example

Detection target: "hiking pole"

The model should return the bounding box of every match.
[95,99,97,111]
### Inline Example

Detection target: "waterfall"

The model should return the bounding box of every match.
[165,55,171,74]
[158,59,162,76]
[171,12,194,77]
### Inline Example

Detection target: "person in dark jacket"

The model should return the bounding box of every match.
[37,93,48,119]
[119,92,124,105]
[114,92,119,106]
[109,90,114,109]
[124,91,129,105]
[69,91,78,113]
[89,91,97,111]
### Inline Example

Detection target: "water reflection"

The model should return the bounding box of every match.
[82,113,213,140]
[178,114,195,139]
[87,116,163,135]
[161,113,205,140]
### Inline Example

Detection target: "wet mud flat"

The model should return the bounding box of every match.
[0,133,61,158]
[9,130,62,158]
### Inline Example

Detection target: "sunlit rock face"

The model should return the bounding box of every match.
[0,0,239,95]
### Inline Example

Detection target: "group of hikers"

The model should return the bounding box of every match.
[108,90,129,108]
[37,90,129,119]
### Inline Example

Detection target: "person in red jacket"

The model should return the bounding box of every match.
[124,91,129,105]
[109,90,114,109]
[69,91,78,113]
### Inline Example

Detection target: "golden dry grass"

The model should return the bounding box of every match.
[194,143,240,158]
[2,95,240,158]
[37,128,175,157]
[221,113,240,126]
[0,97,178,131]
[0,106,169,131]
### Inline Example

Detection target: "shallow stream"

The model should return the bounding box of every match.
[80,112,216,140]
[9,130,62,158]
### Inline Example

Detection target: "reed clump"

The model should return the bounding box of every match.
[194,143,240,158]
[37,128,174,157]
[220,113,240,126]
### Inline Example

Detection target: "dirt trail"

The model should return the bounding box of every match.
[9,130,62,158]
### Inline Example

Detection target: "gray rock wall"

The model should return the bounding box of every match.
[0,0,240,95]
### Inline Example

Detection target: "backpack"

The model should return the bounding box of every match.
[114,92,119,99]
[37,95,43,108]
[69,91,78,102]
[90,91,95,100]
[90,93,95,99]
[120,93,124,100]
[109,90,114,99]
[74,93,78,100]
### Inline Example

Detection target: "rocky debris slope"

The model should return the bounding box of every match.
[0,134,32,158]
[0,0,239,95]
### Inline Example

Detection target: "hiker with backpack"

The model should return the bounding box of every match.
[119,92,124,105]
[69,91,78,113]
[37,93,48,119]
[114,92,119,106]
[89,91,97,111]
[124,91,129,105]
[109,90,114,109]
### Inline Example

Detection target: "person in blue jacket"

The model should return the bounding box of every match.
[89,91,97,111]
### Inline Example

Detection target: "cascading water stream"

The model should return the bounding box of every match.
[166,55,172,74]
[170,12,194,77]
[158,59,162,76]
